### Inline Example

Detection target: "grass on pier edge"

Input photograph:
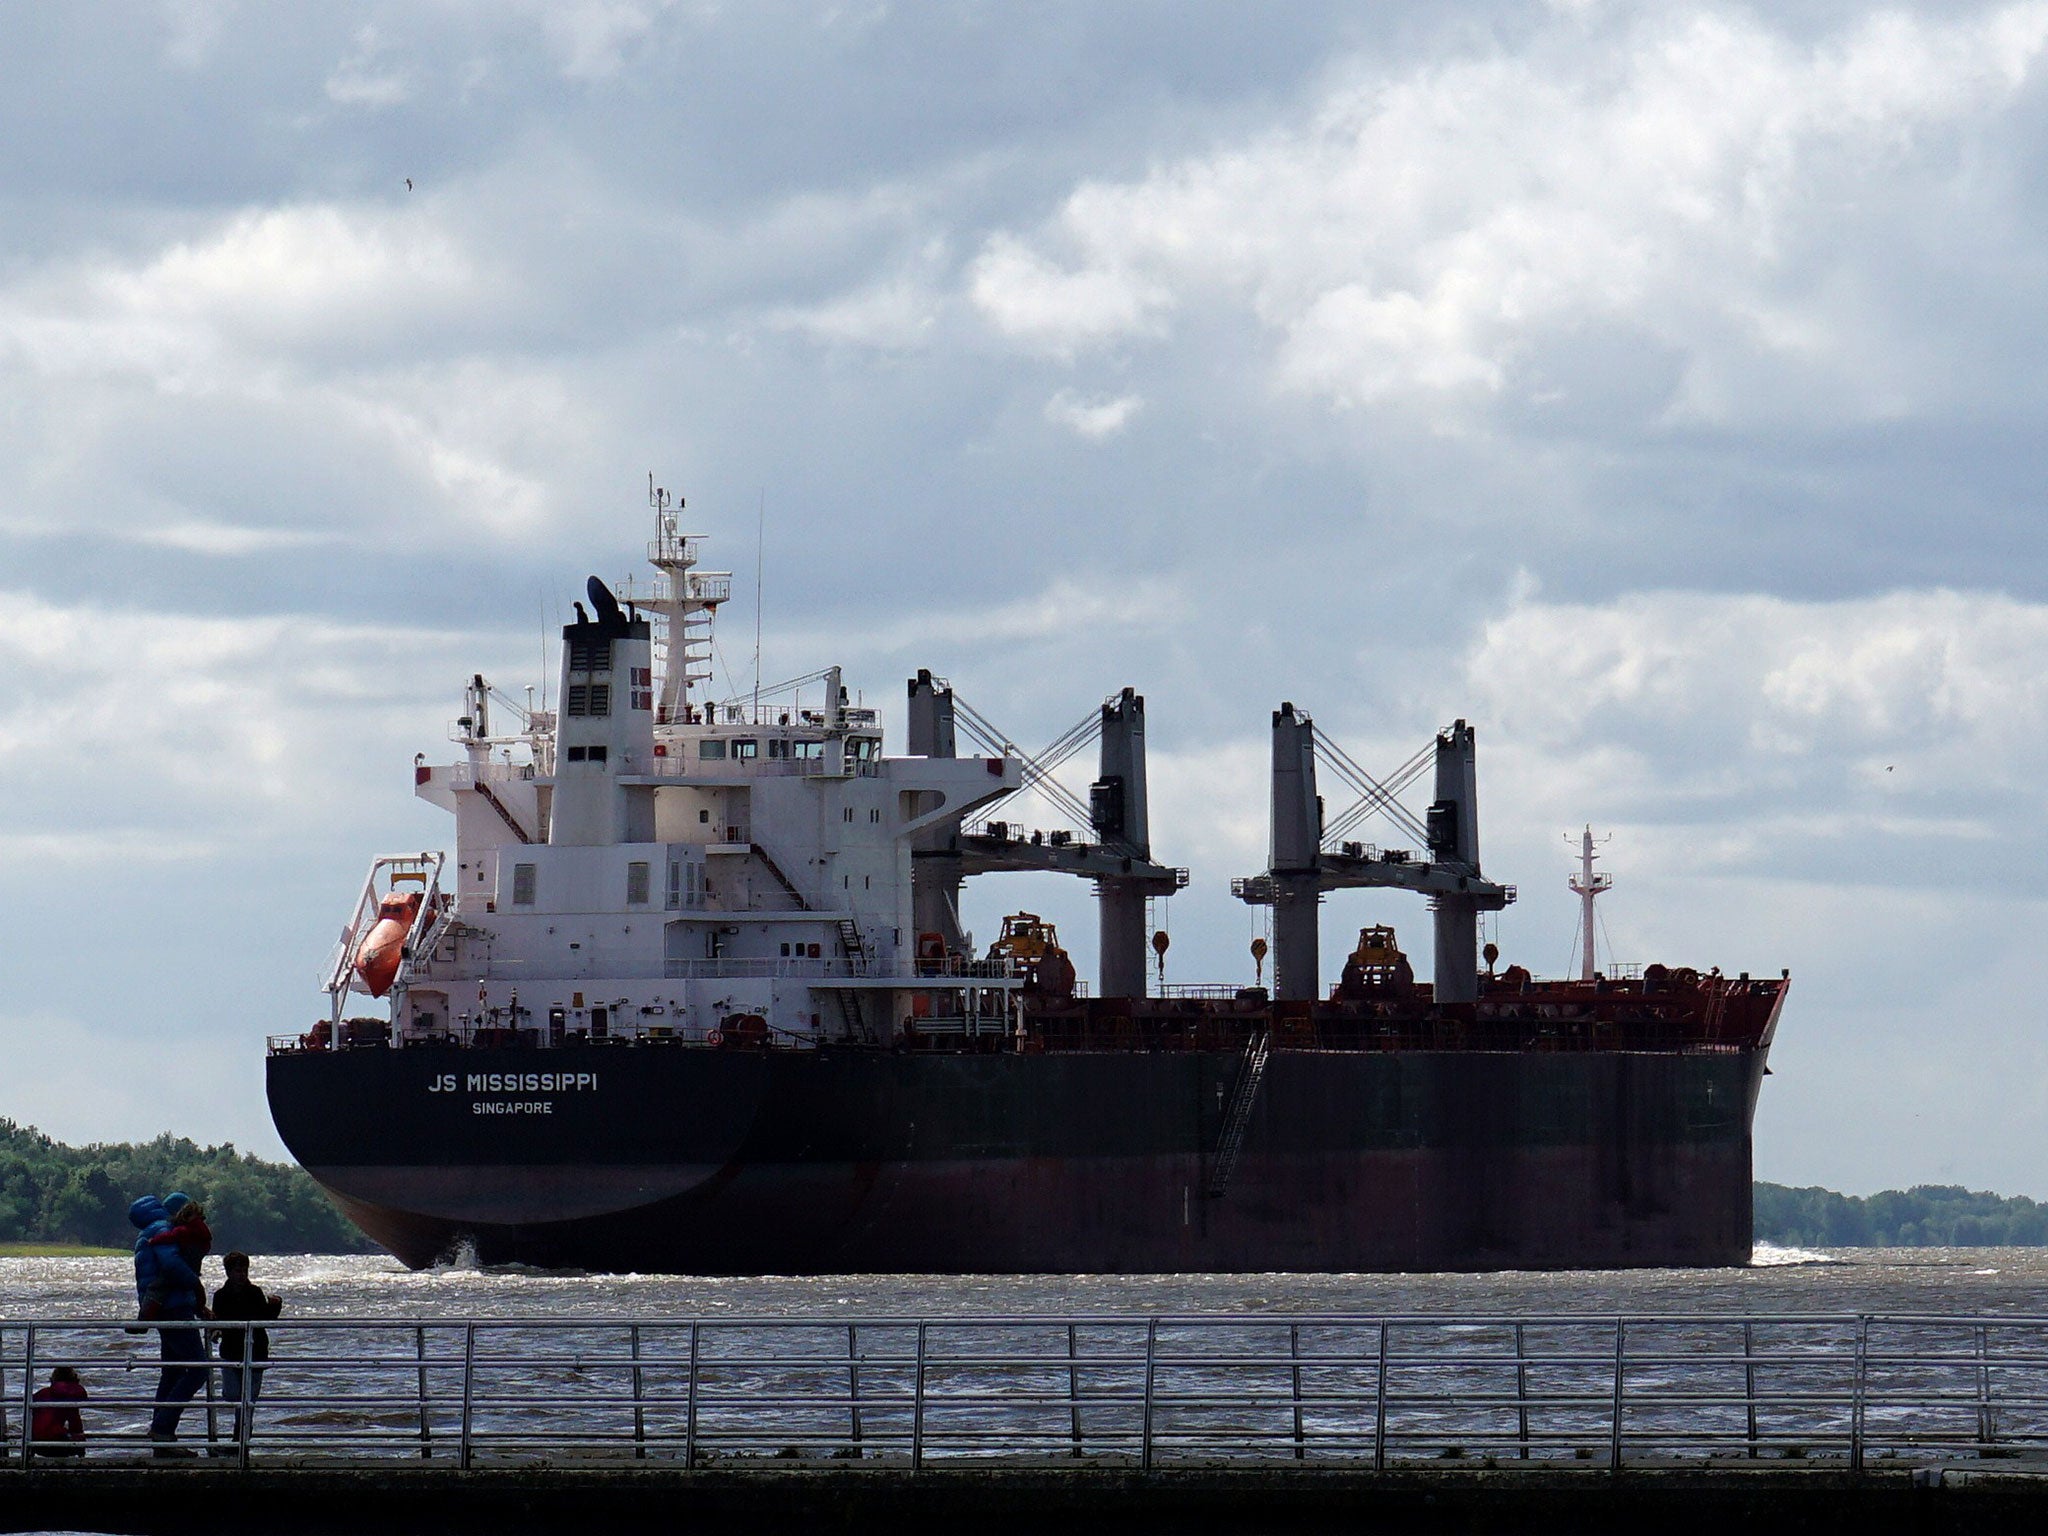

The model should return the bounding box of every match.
[0,1242,126,1258]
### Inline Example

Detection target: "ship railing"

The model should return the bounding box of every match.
[637,757,882,781]
[438,761,538,788]
[661,957,1019,982]
[7,1312,2048,1472]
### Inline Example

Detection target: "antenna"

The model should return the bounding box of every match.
[752,488,765,719]
[1566,825,1613,981]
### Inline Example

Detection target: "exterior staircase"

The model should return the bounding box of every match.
[1206,1026,1272,1198]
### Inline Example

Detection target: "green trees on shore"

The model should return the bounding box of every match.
[0,1120,373,1254]
[1753,1182,2048,1247]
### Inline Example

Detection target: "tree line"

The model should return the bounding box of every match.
[0,1120,374,1254]
[1754,1181,2048,1247]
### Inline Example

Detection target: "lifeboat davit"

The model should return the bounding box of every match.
[353,890,423,999]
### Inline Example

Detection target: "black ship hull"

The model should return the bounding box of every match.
[268,1045,1764,1273]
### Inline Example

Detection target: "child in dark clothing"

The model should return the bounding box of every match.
[30,1366,86,1455]
[210,1251,282,1446]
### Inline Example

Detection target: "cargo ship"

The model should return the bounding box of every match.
[267,490,1787,1273]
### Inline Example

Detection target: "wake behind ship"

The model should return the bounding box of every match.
[268,491,1786,1273]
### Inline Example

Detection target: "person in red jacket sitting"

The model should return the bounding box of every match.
[31,1367,86,1456]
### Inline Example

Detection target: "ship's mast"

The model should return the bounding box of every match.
[623,481,733,723]
[1567,825,1612,981]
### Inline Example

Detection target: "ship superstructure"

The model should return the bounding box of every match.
[326,494,1025,1057]
[272,491,1787,1275]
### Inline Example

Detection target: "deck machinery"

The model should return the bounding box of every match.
[908,670,1187,998]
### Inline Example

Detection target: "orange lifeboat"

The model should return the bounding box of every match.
[353,890,423,998]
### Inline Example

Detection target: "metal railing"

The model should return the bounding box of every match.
[9,1313,2048,1471]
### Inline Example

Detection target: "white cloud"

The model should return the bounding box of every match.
[326,26,414,107]
[969,5,2048,420]
[969,234,1171,358]
[1044,389,1144,440]
[1456,586,2048,883]
[0,590,524,849]
[544,0,665,80]
[132,516,345,557]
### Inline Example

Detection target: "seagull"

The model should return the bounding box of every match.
[1887,765,1895,772]
[405,178,414,192]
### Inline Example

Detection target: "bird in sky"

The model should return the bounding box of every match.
[405,178,414,192]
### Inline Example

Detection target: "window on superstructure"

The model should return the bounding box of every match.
[566,745,587,762]
[512,864,537,906]
[627,861,650,906]
[699,740,727,761]
[794,740,823,760]
[732,738,758,761]
[587,745,608,763]
[768,739,790,759]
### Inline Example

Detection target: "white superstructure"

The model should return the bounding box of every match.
[323,494,1024,1050]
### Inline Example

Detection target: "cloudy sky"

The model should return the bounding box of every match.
[4,1,2046,1195]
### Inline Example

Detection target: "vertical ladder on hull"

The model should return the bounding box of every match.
[1206,1027,1272,1198]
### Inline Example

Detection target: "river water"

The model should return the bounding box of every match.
[9,1241,2048,1319]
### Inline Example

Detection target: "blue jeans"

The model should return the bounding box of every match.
[149,1314,207,1439]
[221,1362,265,1437]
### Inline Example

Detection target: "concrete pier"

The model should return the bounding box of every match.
[0,1462,2037,1536]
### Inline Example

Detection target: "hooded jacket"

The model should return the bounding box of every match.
[128,1196,202,1309]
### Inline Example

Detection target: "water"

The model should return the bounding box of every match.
[8,1242,2048,1320]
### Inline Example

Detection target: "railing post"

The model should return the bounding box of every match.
[18,1327,32,1468]
[912,1322,928,1472]
[236,1328,254,1470]
[1851,1317,1869,1472]
[1514,1322,1530,1460]
[458,1322,476,1471]
[1290,1323,1305,1461]
[844,1324,864,1451]
[1141,1319,1158,1471]
[203,1331,219,1450]
[415,1326,432,1458]
[1374,1321,1389,1473]
[1975,1323,1994,1455]
[631,1325,646,1460]
[1609,1319,1626,1473]
[1743,1321,1758,1460]
[1066,1324,1083,1457]
[685,1323,700,1470]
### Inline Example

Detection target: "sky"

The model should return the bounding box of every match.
[3,0,2047,1195]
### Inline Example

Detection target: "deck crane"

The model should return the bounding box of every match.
[1232,704,1515,1003]
[907,671,1187,998]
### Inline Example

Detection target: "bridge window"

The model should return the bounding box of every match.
[732,738,759,760]
[699,739,727,760]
